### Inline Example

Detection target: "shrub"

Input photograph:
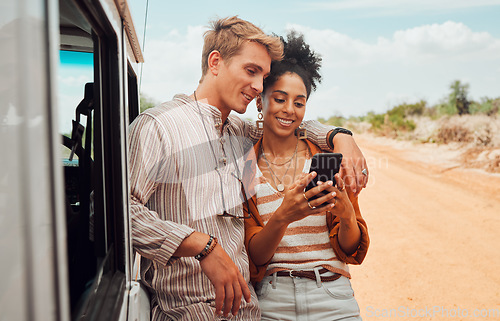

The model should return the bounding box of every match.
[436,124,472,144]
[366,112,385,130]
[469,97,500,115]
[318,115,346,127]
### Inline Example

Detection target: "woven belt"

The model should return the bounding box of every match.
[275,268,341,282]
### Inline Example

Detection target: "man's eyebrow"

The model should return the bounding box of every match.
[247,63,264,72]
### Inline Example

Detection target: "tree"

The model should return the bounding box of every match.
[449,80,470,115]
[140,93,158,113]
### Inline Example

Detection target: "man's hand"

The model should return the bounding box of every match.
[330,133,368,196]
[173,232,252,317]
[199,243,251,318]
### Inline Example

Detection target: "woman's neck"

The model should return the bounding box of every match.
[261,131,299,159]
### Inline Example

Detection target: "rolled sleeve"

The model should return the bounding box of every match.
[152,222,195,267]
[327,196,370,265]
[329,218,369,265]
[303,120,335,151]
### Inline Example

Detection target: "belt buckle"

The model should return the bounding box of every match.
[289,270,294,278]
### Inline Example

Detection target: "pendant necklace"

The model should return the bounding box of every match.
[261,139,298,192]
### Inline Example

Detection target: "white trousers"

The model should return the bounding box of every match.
[255,268,362,321]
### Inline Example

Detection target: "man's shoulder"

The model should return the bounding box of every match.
[227,114,246,132]
[140,94,195,123]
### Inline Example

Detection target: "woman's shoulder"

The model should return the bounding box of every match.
[304,139,322,155]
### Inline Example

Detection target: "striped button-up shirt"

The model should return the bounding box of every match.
[128,94,331,320]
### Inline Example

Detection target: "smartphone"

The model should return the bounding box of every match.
[305,153,343,201]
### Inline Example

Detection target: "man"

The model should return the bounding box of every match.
[129,16,368,320]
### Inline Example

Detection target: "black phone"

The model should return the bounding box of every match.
[305,153,343,201]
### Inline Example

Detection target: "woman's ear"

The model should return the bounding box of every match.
[207,50,222,76]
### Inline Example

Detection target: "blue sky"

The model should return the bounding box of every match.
[129,0,500,42]
[63,0,500,123]
[58,51,93,133]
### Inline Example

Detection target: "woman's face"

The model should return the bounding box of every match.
[260,72,307,139]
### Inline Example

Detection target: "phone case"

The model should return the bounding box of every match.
[305,153,343,201]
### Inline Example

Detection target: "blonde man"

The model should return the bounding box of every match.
[129,16,368,320]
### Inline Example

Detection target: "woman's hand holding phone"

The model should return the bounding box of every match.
[273,172,336,225]
[317,174,355,221]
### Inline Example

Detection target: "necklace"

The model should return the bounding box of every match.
[193,91,244,217]
[263,141,299,166]
[261,139,298,192]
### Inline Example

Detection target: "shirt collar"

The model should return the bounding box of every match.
[175,93,229,130]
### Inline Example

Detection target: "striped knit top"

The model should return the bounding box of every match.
[254,157,351,278]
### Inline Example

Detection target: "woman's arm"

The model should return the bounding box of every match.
[323,174,369,263]
[323,174,362,254]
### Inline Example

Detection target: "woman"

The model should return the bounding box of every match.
[243,32,369,320]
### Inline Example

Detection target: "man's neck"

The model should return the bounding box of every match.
[193,84,231,127]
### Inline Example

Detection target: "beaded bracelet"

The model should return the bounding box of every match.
[195,235,218,261]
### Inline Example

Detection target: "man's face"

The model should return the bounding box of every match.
[214,41,272,115]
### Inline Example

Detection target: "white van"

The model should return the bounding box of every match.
[1,0,149,319]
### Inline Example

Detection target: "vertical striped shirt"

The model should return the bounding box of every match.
[128,94,332,320]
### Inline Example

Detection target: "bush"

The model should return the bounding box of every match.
[140,93,158,113]
[469,97,500,115]
[437,124,472,144]
[388,113,416,132]
[366,112,385,130]
[436,102,458,116]
[434,115,500,146]
[365,102,421,136]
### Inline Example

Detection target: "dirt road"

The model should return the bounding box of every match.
[349,134,500,321]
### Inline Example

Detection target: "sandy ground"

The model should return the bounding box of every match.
[349,134,500,321]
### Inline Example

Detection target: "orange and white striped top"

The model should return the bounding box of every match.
[254,161,351,278]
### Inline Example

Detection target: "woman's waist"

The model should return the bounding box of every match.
[266,260,350,278]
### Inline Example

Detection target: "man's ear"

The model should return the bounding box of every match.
[207,50,222,76]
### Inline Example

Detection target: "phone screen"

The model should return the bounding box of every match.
[305,153,343,201]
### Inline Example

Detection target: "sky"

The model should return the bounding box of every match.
[109,1,500,121]
[58,51,93,134]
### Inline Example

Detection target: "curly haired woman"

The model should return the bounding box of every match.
[243,31,369,321]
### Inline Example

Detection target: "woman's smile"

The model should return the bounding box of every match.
[276,117,294,127]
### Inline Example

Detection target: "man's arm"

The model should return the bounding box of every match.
[244,119,369,195]
[129,114,250,318]
[325,127,368,196]
[129,115,195,266]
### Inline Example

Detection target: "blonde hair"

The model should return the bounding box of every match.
[201,16,283,78]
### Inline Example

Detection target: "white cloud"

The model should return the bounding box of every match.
[58,75,93,87]
[390,22,498,59]
[288,21,500,117]
[288,21,500,65]
[138,21,500,119]
[305,0,500,15]
[140,26,205,101]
